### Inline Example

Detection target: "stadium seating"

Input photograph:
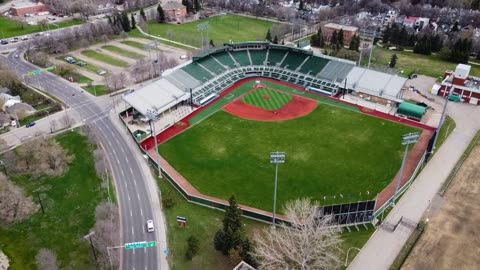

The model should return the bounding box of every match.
[267,49,287,66]
[249,50,267,65]
[280,51,309,71]
[181,62,214,82]
[199,56,227,74]
[229,51,251,66]
[213,52,236,68]
[299,56,330,76]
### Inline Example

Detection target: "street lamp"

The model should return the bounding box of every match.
[430,84,454,154]
[345,247,361,267]
[391,132,420,205]
[145,109,162,178]
[270,151,285,227]
[197,21,209,51]
[83,231,98,268]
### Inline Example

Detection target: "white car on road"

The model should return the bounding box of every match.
[146,220,154,232]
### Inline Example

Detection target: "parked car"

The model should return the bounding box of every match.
[20,36,29,40]
[146,220,154,232]
[179,55,188,59]
[64,56,75,64]
[9,38,18,43]
[47,16,56,20]
[96,69,107,75]
[75,61,87,67]
[26,122,36,128]
[0,40,8,45]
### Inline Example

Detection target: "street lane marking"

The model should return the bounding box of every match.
[116,158,120,165]
[121,169,125,177]
[137,194,140,200]
[130,168,134,175]
[128,194,131,201]
[130,210,132,217]
[140,209,143,217]
[131,227,134,236]
[134,179,137,186]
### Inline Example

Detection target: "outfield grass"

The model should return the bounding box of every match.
[0,131,106,269]
[372,46,480,78]
[242,88,292,110]
[0,17,82,39]
[142,15,276,48]
[81,50,129,67]
[101,45,145,59]
[120,40,148,50]
[160,97,418,211]
[81,84,108,96]
[159,177,375,270]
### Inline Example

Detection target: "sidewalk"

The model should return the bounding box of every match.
[348,102,480,269]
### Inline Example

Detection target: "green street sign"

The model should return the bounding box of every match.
[125,241,157,250]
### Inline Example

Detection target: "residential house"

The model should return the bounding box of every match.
[321,23,359,45]
[162,1,187,22]
[403,17,418,28]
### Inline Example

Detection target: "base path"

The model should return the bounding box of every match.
[223,92,317,121]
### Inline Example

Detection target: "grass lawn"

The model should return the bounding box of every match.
[120,40,148,50]
[81,84,108,96]
[0,131,106,269]
[242,88,292,110]
[19,113,47,126]
[159,177,375,270]
[56,56,107,75]
[372,46,480,78]
[78,75,93,84]
[81,50,129,67]
[142,15,276,48]
[0,17,82,39]
[435,116,456,149]
[160,88,418,211]
[101,45,145,59]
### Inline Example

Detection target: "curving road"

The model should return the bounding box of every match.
[1,50,167,270]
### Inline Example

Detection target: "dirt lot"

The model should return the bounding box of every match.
[401,143,480,270]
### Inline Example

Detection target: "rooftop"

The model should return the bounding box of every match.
[11,1,43,9]
[323,23,358,32]
[162,1,185,10]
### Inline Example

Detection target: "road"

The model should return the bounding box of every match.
[1,50,168,270]
[348,99,480,269]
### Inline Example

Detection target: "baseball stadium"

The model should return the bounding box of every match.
[121,42,435,225]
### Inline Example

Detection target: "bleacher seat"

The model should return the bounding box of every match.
[182,62,214,82]
[267,49,287,66]
[280,51,308,70]
[213,52,236,68]
[249,50,267,65]
[230,51,251,66]
[299,57,330,76]
[199,56,227,74]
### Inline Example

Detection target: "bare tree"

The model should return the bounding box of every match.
[91,202,121,269]
[60,114,72,128]
[254,198,343,270]
[0,173,39,223]
[36,248,59,270]
[49,120,57,133]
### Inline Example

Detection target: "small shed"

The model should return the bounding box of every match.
[397,102,426,121]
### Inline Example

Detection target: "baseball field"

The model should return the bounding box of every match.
[158,80,419,212]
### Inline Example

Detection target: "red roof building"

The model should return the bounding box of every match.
[434,64,480,105]
[10,1,47,17]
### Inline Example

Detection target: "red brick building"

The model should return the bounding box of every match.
[10,1,47,17]
[162,1,187,22]
[434,64,480,105]
[321,23,359,46]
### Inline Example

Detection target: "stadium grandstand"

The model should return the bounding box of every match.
[123,41,406,122]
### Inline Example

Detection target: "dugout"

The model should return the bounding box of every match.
[396,101,426,121]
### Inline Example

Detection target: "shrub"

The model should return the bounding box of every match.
[185,236,199,260]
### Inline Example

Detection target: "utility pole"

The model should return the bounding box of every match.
[146,109,162,178]
[270,151,285,227]
[391,132,420,205]
[431,84,454,153]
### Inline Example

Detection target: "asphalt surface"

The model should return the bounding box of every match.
[1,50,165,270]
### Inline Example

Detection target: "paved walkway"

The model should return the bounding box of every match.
[348,101,480,269]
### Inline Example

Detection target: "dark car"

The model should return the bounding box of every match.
[26,122,36,128]
[0,40,8,45]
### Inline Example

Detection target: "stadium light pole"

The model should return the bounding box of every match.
[146,109,162,178]
[391,132,420,205]
[270,151,285,227]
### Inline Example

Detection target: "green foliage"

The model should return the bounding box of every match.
[338,29,344,47]
[444,38,472,64]
[349,35,360,51]
[131,13,136,29]
[266,28,272,42]
[157,4,166,23]
[214,195,244,255]
[194,0,201,12]
[310,27,325,48]
[121,11,131,32]
[185,236,200,260]
[390,54,398,68]
[273,35,278,44]
[239,238,258,267]
[209,39,215,47]
[213,229,227,252]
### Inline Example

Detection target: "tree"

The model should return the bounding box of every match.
[49,119,57,133]
[239,238,257,267]
[213,195,244,255]
[389,54,398,68]
[157,4,166,23]
[349,34,359,51]
[299,0,304,10]
[254,198,343,270]
[451,21,460,32]
[185,236,199,260]
[91,202,121,269]
[209,39,215,47]
[338,29,344,47]
[131,14,136,29]
[273,35,278,44]
[265,28,272,42]
[121,11,131,32]
[0,173,39,223]
[330,30,340,50]
[36,248,59,270]
[140,8,146,21]
[194,0,201,12]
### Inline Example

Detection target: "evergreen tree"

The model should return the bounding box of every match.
[185,236,199,260]
[239,238,258,267]
[299,0,304,10]
[399,27,408,47]
[121,12,131,32]
[157,4,166,23]
[310,33,319,46]
[266,28,272,42]
[183,0,194,14]
[209,39,215,47]
[451,21,460,32]
[389,54,398,68]
[330,30,339,50]
[139,8,146,22]
[473,0,480,10]
[194,0,201,12]
[449,38,472,63]
[338,29,344,47]
[349,34,359,51]
[281,40,285,45]
[130,14,136,29]
[273,35,278,44]
[382,25,391,44]
[213,195,244,255]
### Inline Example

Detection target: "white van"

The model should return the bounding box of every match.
[146,220,154,232]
